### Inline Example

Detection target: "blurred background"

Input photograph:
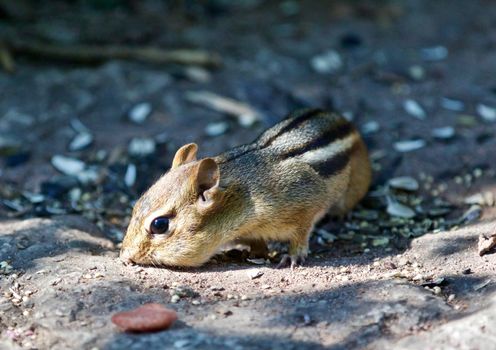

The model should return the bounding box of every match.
[0,0,495,246]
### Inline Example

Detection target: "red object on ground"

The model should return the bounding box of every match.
[111,303,178,332]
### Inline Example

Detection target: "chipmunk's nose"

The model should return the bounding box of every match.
[119,248,136,265]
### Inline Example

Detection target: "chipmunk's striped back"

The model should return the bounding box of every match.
[218,108,362,179]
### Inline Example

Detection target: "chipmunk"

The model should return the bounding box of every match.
[120,108,372,268]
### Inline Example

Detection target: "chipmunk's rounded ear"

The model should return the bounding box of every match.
[196,158,223,210]
[172,143,198,168]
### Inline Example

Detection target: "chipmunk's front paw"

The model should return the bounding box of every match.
[276,254,305,269]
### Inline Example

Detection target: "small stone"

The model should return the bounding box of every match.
[22,192,45,204]
[408,65,425,80]
[129,103,152,124]
[111,303,177,332]
[170,295,180,303]
[69,133,93,151]
[447,294,456,302]
[476,104,496,122]
[124,164,137,188]
[387,200,416,219]
[174,340,190,348]
[393,139,426,153]
[421,277,447,287]
[184,66,211,83]
[464,193,486,206]
[372,237,389,247]
[310,50,343,74]
[421,46,448,61]
[462,268,472,275]
[247,269,264,280]
[51,155,86,176]
[461,205,482,224]
[205,122,229,137]
[440,98,464,112]
[76,168,100,185]
[388,177,419,191]
[70,118,90,133]
[403,99,426,119]
[128,138,156,157]
[316,229,338,242]
[433,286,442,295]
[478,232,496,256]
[361,121,380,135]
[432,126,455,140]
[246,258,266,265]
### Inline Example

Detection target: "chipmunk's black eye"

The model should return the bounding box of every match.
[150,217,169,235]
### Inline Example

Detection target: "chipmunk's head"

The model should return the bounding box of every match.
[120,143,227,267]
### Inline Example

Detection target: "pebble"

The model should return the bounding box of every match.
[440,98,464,111]
[174,340,191,349]
[408,65,425,80]
[128,138,156,157]
[361,121,380,135]
[388,176,419,191]
[447,294,456,302]
[386,200,416,219]
[246,258,266,265]
[184,66,211,83]
[69,133,93,151]
[476,103,496,122]
[124,164,137,188]
[421,46,448,61]
[316,229,338,242]
[111,303,177,332]
[247,269,264,280]
[433,286,442,295]
[70,118,90,134]
[51,155,86,176]
[128,103,152,124]
[431,126,455,140]
[76,168,100,185]
[205,122,229,137]
[403,99,426,119]
[461,205,482,223]
[464,193,486,206]
[170,295,180,303]
[22,192,45,204]
[372,237,389,247]
[310,50,343,74]
[393,139,426,153]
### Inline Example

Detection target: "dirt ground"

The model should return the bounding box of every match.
[1,1,496,349]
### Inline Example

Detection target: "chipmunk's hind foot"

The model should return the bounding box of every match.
[276,254,306,269]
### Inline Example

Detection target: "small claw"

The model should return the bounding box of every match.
[277,254,305,269]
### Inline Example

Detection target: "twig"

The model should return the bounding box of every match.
[185,90,262,126]
[6,40,222,68]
